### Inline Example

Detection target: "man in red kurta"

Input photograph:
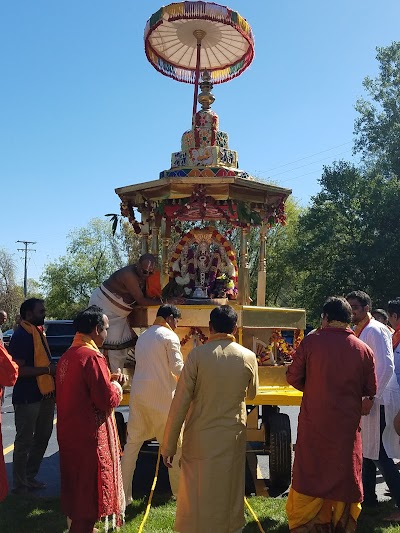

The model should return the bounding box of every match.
[56,306,126,533]
[0,343,18,501]
[286,296,377,532]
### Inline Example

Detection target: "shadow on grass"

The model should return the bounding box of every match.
[358,500,400,533]
[243,519,288,533]
[0,494,66,533]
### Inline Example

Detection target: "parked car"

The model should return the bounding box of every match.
[44,320,75,362]
[2,329,14,348]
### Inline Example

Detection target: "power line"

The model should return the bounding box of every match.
[279,154,362,184]
[255,141,353,174]
[16,240,36,298]
[267,148,354,179]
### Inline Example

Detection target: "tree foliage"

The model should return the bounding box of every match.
[0,249,24,327]
[354,41,400,177]
[40,218,140,319]
[290,161,400,323]
[238,198,305,307]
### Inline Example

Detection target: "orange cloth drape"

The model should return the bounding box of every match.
[146,271,162,298]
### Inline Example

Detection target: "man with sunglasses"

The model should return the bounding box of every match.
[89,254,162,372]
[346,290,400,513]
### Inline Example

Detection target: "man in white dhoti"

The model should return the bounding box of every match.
[89,254,162,372]
[121,304,184,503]
[347,290,400,511]
[161,305,258,533]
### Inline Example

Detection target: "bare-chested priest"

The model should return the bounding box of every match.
[90,254,162,372]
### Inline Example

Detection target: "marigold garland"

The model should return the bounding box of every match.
[180,327,208,347]
[170,228,238,283]
[256,329,304,366]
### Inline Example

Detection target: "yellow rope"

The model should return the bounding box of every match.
[137,446,161,533]
[245,496,266,533]
[137,448,265,533]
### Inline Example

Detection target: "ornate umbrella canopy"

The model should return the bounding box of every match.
[144,1,255,85]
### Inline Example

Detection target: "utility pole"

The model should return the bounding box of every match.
[16,240,36,299]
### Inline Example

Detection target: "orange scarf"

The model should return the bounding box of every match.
[207,333,236,343]
[353,313,372,338]
[393,325,400,350]
[153,316,173,331]
[20,320,55,396]
[71,332,101,352]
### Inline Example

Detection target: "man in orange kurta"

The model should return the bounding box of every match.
[286,297,377,532]
[56,306,126,533]
[0,343,18,501]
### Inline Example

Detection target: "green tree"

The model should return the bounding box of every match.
[354,41,400,177]
[0,248,24,328]
[40,218,139,319]
[235,198,305,307]
[291,161,400,323]
[199,199,304,307]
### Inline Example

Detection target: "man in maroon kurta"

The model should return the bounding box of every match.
[56,306,126,533]
[0,343,18,501]
[286,297,377,532]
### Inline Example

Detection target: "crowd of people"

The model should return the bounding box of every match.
[1,263,400,532]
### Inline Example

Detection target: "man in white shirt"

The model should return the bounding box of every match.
[347,290,400,509]
[121,304,184,504]
[388,299,400,388]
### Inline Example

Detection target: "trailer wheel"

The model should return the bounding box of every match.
[269,413,292,491]
[115,411,127,449]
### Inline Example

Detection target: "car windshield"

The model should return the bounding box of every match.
[44,323,76,336]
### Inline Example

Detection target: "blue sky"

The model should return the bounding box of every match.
[1,0,399,283]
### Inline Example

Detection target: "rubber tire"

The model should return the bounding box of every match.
[269,412,292,491]
[114,411,127,449]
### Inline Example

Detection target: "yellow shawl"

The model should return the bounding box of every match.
[153,316,173,331]
[71,332,101,352]
[354,312,372,338]
[20,320,55,396]
[207,333,236,343]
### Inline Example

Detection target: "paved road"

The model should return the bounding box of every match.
[1,389,392,502]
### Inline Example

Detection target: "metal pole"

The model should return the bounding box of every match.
[16,240,36,298]
[192,30,206,118]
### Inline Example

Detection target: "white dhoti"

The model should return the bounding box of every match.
[89,285,136,373]
[121,398,182,502]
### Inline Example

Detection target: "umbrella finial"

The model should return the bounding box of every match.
[193,29,206,43]
[198,70,215,110]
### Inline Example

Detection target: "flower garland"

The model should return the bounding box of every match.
[256,329,304,366]
[170,228,238,284]
[120,201,142,234]
[180,327,208,347]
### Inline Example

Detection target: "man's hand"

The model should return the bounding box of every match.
[162,454,174,469]
[48,363,57,376]
[361,397,374,416]
[111,368,128,387]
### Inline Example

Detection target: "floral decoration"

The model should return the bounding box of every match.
[120,201,142,234]
[180,327,208,347]
[256,329,304,366]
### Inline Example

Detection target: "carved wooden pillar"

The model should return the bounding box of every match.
[237,226,250,305]
[257,224,267,307]
[160,218,171,288]
[151,220,160,258]
[140,209,150,255]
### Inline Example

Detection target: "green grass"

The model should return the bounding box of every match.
[1,494,400,532]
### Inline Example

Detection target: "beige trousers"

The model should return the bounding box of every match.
[121,403,181,502]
